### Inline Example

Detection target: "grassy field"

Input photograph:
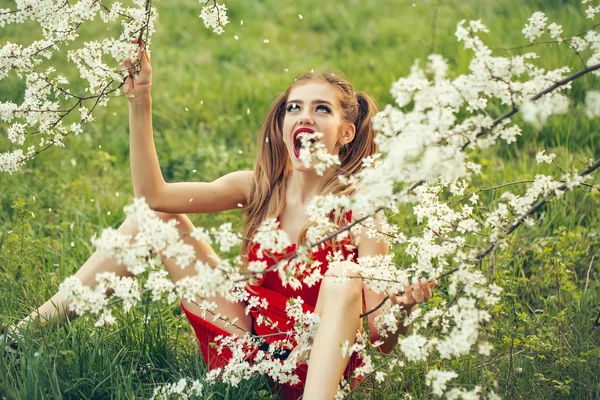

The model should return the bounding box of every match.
[1,0,599,398]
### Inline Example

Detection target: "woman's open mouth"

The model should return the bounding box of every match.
[293,128,315,158]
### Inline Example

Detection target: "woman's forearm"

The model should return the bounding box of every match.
[373,305,417,354]
[128,94,166,205]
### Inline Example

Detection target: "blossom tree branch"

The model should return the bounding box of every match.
[461,62,600,151]
[360,158,600,319]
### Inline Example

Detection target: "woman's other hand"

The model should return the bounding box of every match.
[389,276,438,313]
[121,38,152,100]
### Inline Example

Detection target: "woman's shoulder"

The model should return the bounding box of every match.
[227,170,253,205]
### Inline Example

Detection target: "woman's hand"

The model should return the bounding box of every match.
[121,38,152,100]
[389,277,437,314]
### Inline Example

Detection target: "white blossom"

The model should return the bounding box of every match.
[521,94,569,129]
[478,341,493,356]
[585,90,600,118]
[199,2,229,34]
[522,12,548,42]
[297,131,341,176]
[426,369,459,396]
[535,150,556,164]
[547,23,563,40]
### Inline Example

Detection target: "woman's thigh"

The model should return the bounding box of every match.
[135,211,252,337]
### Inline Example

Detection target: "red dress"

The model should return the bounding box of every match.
[181,211,362,399]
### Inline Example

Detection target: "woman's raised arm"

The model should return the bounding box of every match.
[122,40,252,215]
[150,170,253,214]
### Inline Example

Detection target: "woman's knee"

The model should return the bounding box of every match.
[154,211,184,222]
[119,211,190,236]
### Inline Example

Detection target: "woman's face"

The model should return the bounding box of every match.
[282,81,354,172]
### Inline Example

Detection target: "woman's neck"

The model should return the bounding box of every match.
[286,168,334,207]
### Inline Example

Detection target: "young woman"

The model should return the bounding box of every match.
[11,41,436,399]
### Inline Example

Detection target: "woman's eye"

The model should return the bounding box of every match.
[286,103,300,112]
[286,103,330,113]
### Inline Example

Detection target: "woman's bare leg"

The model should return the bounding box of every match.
[302,261,363,399]
[16,212,251,336]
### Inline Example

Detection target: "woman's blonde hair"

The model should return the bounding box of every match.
[240,71,379,269]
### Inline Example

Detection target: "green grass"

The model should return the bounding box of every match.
[1,0,599,398]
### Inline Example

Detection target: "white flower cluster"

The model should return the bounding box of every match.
[357,254,409,294]
[284,296,321,356]
[522,12,548,42]
[203,331,303,388]
[0,1,232,174]
[373,303,408,339]
[304,194,351,245]
[58,276,110,318]
[585,90,600,117]
[535,150,556,164]
[209,222,242,252]
[58,272,141,326]
[338,331,373,396]
[521,96,569,129]
[151,377,203,400]
[484,174,573,238]
[190,223,241,253]
[60,197,249,325]
[92,198,198,273]
[251,217,293,256]
[0,0,158,173]
[426,369,458,396]
[583,0,600,19]
[297,131,342,176]
[145,269,176,303]
[199,1,229,34]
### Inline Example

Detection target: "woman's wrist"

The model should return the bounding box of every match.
[127,92,152,107]
[126,84,152,104]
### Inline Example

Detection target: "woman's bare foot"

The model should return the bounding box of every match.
[0,326,22,352]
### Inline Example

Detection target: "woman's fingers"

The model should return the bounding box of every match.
[131,37,150,66]
[120,38,152,99]
[402,279,415,306]
[126,38,152,90]
[142,47,150,64]
[420,277,433,299]
[136,39,151,66]
[388,275,439,309]
[388,290,398,305]
[389,279,415,307]
[412,278,424,303]
[119,62,128,77]
[123,58,138,77]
